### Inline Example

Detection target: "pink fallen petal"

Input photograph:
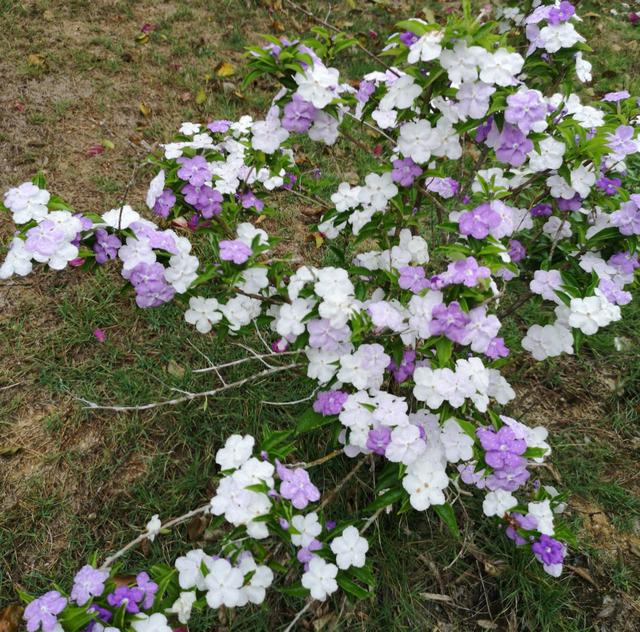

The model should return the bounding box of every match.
[69,257,85,266]
[87,144,105,157]
[93,328,106,342]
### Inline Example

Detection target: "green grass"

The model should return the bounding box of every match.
[1,0,640,630]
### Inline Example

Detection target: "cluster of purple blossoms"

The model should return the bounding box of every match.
[105,572,158,614]
[609,250,640,275]
[128,262,176,308]
[176,155,210,187]
[152,189,176,218]
[596,175,621,195]
[93,229,121,264]
[430,301,471,343]
[398,265,429,293]
[277,462,321,509]
[477,426,530,492]
[530,203,553,218]
[391,157,422,187]
[282,94,317,133]
[313,389,348,416]
[459,203,502,239]
[219,239,251,264]
[183,184,222,218]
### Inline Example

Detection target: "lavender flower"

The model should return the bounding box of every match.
[24,591,67,632]
[430,302,471,343]
[152,189,176,218]
[207,119,231,133]
[107,585,144,613]
[495,124,534,167]
[532,534,565,565]
[366,426,392,455]
[136,571,158,609]
[93,228,121,264]
[477,426,526,470]
[485,337,509,359]
[387,349,416,383]
[391,157,422,187]
[219,239,252,264]
[71,565,109,606]
[176,155,210,187]
[278,465,321,509]
[459,203,501,239]
[398,266,428,293]
[313,390,348,416]
[282,95,317,133]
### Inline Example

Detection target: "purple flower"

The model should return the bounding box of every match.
[508,239,526,263]
[399,31,419,47]
[279,517,290,529]
[282,94,317,133]
[430,301,471,343]
[495,124,533,167]
[71,565,109,606]
[271,338,289,353]
[86,605,112,631]
[477,426,526,470]
[93,228,121,264]
[107,585,144,613]
[296,539,322,566]
[240,190,265,212]
[606,125,638,156]
[356,80,375,103]
[556,193,582,212]
[611,200,640,236]
[193,185,222,218]
[24,591,67,632]
[313,390,348,416]
[476,115,494,143]
[207,119,231,133]
[136,572,158,609]
[486,465,530,492]
[366,426,392,455]
[152,189,176,218]
[426,176,459,199]
[505,512,538,545]
[598,279,632,305]
[485,337,509,359]
[219,239,251,264]
[530,203,552,217]
[444,256,491,287]
[25,220,65,257]
[505,89,547,134]
[391,157,422,187]
[176,155,210,187]
[596,175,621,195]
[128,262,175,308]
[609,251,640,274]
[532,535,565,565]
[398,266,428,293]
[602,90,630,103]
[278,466,321,509]
[459,203,502,239]
[548,1,575,25]
[282,173,297,190]
[387,349,416,383]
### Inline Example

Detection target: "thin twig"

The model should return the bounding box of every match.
[193,350,301,374]
[77,363,301,411]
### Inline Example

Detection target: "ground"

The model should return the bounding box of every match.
[1,0,640,630]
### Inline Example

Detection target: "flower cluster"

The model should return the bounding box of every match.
[4,1,640,628]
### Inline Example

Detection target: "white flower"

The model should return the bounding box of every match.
[380,73,422,110]
[102,205,141,230]
[252,106,289,154]
[301,557,339,601]
[0,238,33,279]
[358,172,398,212]
[528,137,566,172]
[528,500,555,535]
[573,105,605,128]
[204,558,245,608]
[236,222,268,248]
[396,119,439,164]
[331,182,361,212]
[543,216,572,240]
[145,514,161,542]
[291,512,322,547]
[402,459,449,510]
[236,267,269,294]
[521,323,574,360]
[237,556,274,604]
[221,295,262,331]
[166,591,196,625]
[440,418,474,463]
[294,63,341,108]
[479,48,524,86]
[184,296,222,333]
[337,344,390,391]
[180,122,201,135]
[482,490,517,517]
[330,526,369,569]
[568,296,621,335]
[165,252,199,293]
[274,298,314,340]
[4,182,50,224]
[132,614,172,632]
[570,165,596,198]
[439,41,485,85]
[216,434,255,470]
[146,170,165,210]
[575,52,592,83]
[407,30,444,64]
[175,549,214,590]
[308,111,340,145]
[305,347,343,384]
[539,23,584,54]
[385,424,426,465]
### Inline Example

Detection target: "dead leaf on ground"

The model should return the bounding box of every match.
[476,621,498,630]
[0,446,22,458]
[214,61,235,77]
[0,604,23,632]
[139,101,152,117]
[166,359,185,379]
[420,592,453,603]
[27,53,45,67]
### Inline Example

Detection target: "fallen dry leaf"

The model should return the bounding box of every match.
[27,53,45,67]
[215,61,235,77]
[0,604,23,632]
[139,101,152,117]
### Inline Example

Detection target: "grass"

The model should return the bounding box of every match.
[1,0,640,629]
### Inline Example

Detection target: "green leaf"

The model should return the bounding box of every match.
[434,503,460,539]
[296,408,335,433]
[337,574,372,600]
[364,487,404,512]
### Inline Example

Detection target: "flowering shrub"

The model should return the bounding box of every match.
[3,0,640,629]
